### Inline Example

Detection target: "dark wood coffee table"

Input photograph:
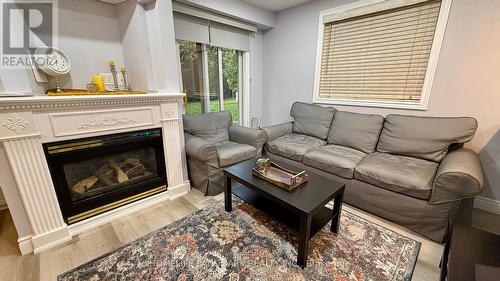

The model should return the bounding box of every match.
[223,158,345,267]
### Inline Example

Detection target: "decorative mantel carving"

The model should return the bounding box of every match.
[79,114,138,129]
[2,116,29,134]
[161,103,179,120]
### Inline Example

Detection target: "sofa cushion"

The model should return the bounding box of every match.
[327,111,384,153]
[355,152,439,200]
[290,102,335,140]
[215,141,256,167]
[304,145,366,179]
[266,133,326,162]
[377,115,477,162]
[183,111,232,143]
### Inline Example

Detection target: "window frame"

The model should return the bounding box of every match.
[312,0,453,110]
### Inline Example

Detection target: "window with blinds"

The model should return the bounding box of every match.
[317,0,442,104]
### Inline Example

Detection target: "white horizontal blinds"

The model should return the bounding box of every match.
[319,0,441,102]
[173,13,210,44]
[210,22,250,52]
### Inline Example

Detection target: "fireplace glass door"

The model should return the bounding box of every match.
[44,129,167,224]
[63,147,159,202]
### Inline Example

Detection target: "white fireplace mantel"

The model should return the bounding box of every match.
[0,93,190,255]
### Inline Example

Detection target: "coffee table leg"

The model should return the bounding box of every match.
[224,176,232,212]
[331,191,344,233]
[297,214,312,268]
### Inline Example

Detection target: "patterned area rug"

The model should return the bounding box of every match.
[59,199,420,280]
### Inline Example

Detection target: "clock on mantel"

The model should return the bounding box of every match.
[34,47,71,93]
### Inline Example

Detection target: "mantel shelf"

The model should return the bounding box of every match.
[0,92,186,111]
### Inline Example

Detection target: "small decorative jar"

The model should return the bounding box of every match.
[255,157,270,174]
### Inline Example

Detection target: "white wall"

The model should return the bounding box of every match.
[250,32,264,126]
[56,0,126,91]
[0,0,125,94]
[0,0,181,95]
[262,0,500,201]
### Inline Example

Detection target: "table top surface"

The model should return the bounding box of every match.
[224,158,345,214]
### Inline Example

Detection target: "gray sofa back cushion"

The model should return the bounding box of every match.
[328,111,384,153]
[377,114,478,162]
[183,111,232,143]
[290,102,336,140]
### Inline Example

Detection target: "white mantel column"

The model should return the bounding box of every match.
[161,102,190,199]
[0,112,71,254]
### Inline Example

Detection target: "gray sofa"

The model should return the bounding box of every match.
[263,102,484,242]
[183,111,267,195]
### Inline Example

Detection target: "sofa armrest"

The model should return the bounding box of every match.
[229,124,267,151]
[429,148,484,204]
[262,122,293,142]
[184,133,218,163]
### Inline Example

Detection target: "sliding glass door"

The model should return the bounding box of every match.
[178,40,242,123]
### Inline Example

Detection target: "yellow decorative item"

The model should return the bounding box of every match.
[46,89,146,96]
[108,60,115,66]
[92,75,105,92]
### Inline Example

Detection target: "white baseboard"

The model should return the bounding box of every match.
[32,226,72,254]
[474,196,500,215]
[18,236,34,255]
[0,199,7,211]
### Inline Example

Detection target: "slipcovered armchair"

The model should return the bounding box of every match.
[183,111,267,195]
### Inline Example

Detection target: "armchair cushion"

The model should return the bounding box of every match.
[184,133,218,163]
[229,124,267,153]
[355,152,439,200]
[327,111,384,153]
[267,133,325,162]
[263,122,293,142]
[377,114,478,162]
[290,102,336,140]
[430,148,484,204]
[215,141,257,167]
[304,145,366,179]
[183,111,232,143]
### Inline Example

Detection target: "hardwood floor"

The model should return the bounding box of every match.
[0,189,443,281]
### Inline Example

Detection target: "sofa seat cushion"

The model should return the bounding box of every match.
[304,145,366,179]
[266,133,326,162]
[215,141,257,167]
[355,152,439,200]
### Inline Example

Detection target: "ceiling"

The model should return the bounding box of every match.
[244,0,313,12]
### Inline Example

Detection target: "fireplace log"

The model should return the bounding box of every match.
[110,160,129,183]
[122,158,141,168]
[73,176,99,194]
[125,164,146,178]
[97,164,115,186]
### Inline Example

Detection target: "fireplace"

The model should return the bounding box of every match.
[43,129,167,224]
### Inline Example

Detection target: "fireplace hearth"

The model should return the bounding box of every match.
[44,129,167,224]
